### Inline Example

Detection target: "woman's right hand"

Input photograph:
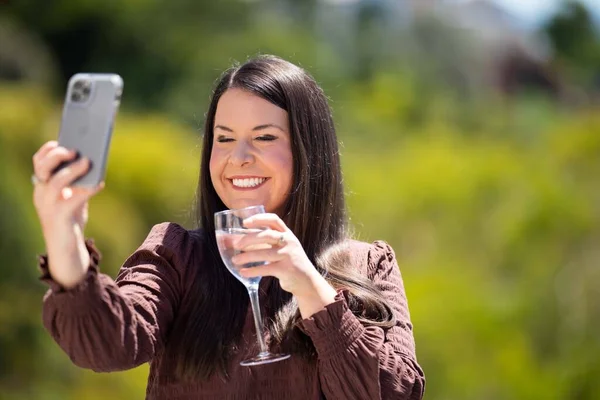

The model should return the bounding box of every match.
[32,141,105,288]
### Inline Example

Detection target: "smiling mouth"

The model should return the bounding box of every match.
[229,177,269,189]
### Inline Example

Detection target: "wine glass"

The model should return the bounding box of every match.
[214,205,290,366]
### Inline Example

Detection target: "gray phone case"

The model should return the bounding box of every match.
[57,73,123,187]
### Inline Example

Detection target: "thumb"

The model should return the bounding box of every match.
[65,181,105,209]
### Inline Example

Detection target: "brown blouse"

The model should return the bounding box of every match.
[39,222,425,399]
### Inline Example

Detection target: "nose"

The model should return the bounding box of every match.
[228,140,254,167]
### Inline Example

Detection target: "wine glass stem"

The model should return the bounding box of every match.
[247,287,269,354]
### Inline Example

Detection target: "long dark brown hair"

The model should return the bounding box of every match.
[165,55,395,381]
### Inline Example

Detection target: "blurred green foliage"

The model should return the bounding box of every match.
[544,1,600,85]
[1,1,600,399]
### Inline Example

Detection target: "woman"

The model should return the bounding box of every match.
[32,55,425,399]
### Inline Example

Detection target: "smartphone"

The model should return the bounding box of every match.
[56,73,123,187]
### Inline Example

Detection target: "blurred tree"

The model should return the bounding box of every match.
[544,1,600,87]
[4,0,252,110]
[0,18,58,86]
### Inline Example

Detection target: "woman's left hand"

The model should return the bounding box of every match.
[232,213,337,317]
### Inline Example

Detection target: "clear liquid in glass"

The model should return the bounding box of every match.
[214,205,291,366]
[216,227,269,288]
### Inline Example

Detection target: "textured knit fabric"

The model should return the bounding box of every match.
[39,222,425,399]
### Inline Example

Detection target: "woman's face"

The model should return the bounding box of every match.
[210,88,293,215]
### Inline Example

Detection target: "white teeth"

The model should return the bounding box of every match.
[232,178,266,188]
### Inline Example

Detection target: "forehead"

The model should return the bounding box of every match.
[214,88,288,128]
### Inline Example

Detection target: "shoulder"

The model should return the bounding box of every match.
[139,222,206,266]
[343,239,398,280]
[343,238,396,263]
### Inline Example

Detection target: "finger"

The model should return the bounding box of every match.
[235,229,287,250]
[36,147,78,182]
[216,231,243,250]
[65,181,105,208]
[232,248,284,265]
[54,181,104,215]
[243,213,287,232]
[48,157,90,190]
[61,187,74,200]
[90,181,106,197]
[239,262,281,279]
[32,141,58,164]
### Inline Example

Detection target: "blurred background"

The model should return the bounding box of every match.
[1,0,600,399]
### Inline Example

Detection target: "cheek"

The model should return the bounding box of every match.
[274,150,293,188]
[209,150,223,186]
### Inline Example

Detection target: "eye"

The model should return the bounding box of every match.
[216,135,234,143]
[256,134,277,141]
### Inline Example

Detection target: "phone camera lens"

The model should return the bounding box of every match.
[71,79,92,103]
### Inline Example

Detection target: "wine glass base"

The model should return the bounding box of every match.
[240,352,290,366]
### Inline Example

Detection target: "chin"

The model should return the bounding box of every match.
[229,199,267,210]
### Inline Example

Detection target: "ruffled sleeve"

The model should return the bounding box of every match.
[297,241,425,400]
[38,238,102,299]
[39,222,195,372]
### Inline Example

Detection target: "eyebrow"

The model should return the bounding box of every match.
[214,124,286,133]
